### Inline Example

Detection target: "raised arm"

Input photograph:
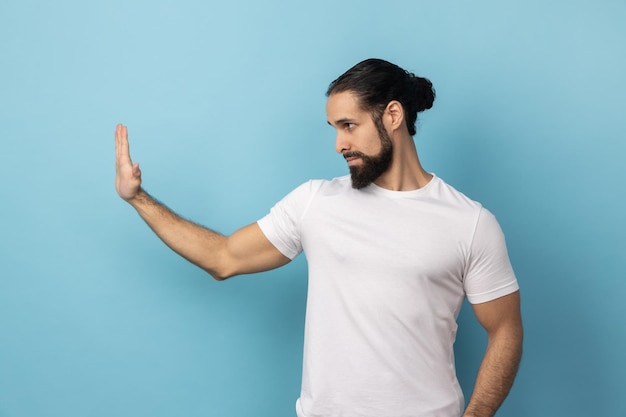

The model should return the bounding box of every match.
[114,124,291,280]
[463,291,523,417]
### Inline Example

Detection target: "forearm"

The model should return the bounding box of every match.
[114,124,284,279]
[463,328,523,417]
[128,188,229,279]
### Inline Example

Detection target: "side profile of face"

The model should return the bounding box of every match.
[326,91,393,189]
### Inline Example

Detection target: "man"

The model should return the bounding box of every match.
[115,58,523,417]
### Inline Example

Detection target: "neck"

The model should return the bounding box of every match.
[373,134,432,191]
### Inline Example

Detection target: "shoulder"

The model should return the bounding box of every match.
[271,175,351,210]
[424,175,486,225]
[430,178,507,235]
[297,175,352,197]
[429,175,483,211]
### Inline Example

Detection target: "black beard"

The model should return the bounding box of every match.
[347,127,393,189]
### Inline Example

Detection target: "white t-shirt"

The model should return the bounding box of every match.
[257,174,518,417]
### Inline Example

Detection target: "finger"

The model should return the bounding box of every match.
[123,125,132,163]
[116,124,133,166]
[115,123,124,161]
[115,124,122,165]
[115,124,121,171]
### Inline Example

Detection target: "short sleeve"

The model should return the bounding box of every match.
[464,208,519,304]
[257,180,321,260]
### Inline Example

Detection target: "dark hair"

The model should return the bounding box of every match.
[326,58,435,136]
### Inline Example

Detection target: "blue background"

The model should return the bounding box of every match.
[1,0,624,416]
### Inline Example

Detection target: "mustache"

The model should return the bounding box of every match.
[343,151,366,159]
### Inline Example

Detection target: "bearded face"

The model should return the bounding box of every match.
[345,118,393,189]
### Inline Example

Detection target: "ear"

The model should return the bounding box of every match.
[384,100,405,132]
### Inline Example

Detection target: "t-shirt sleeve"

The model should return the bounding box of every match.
[464,208,519,304]
[257,180,320,260]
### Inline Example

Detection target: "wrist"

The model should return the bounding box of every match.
[126,187,149,206]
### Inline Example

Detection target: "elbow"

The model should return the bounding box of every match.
[197,247,242,281]
[209,272,230,282]
[205,269,223,281]
[203,265,237,282]
[194,250,237,281]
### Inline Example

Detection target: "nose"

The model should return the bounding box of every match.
[335,131,350,154]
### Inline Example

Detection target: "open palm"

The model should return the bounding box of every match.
[115,124,142,201]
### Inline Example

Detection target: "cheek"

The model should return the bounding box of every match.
[364,133,384,154]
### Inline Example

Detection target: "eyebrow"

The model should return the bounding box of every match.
[327,118,356,127]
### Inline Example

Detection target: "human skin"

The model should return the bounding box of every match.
[325,92,523,416]
[114,123,289,280]
[116,89,523,416]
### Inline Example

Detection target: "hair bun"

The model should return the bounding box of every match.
[410,75,436,112]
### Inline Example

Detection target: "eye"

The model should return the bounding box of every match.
[344,123,356,131]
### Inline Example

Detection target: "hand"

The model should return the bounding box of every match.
[115,123,142,201]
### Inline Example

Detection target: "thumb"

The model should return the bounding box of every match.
[132,162,141,178]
